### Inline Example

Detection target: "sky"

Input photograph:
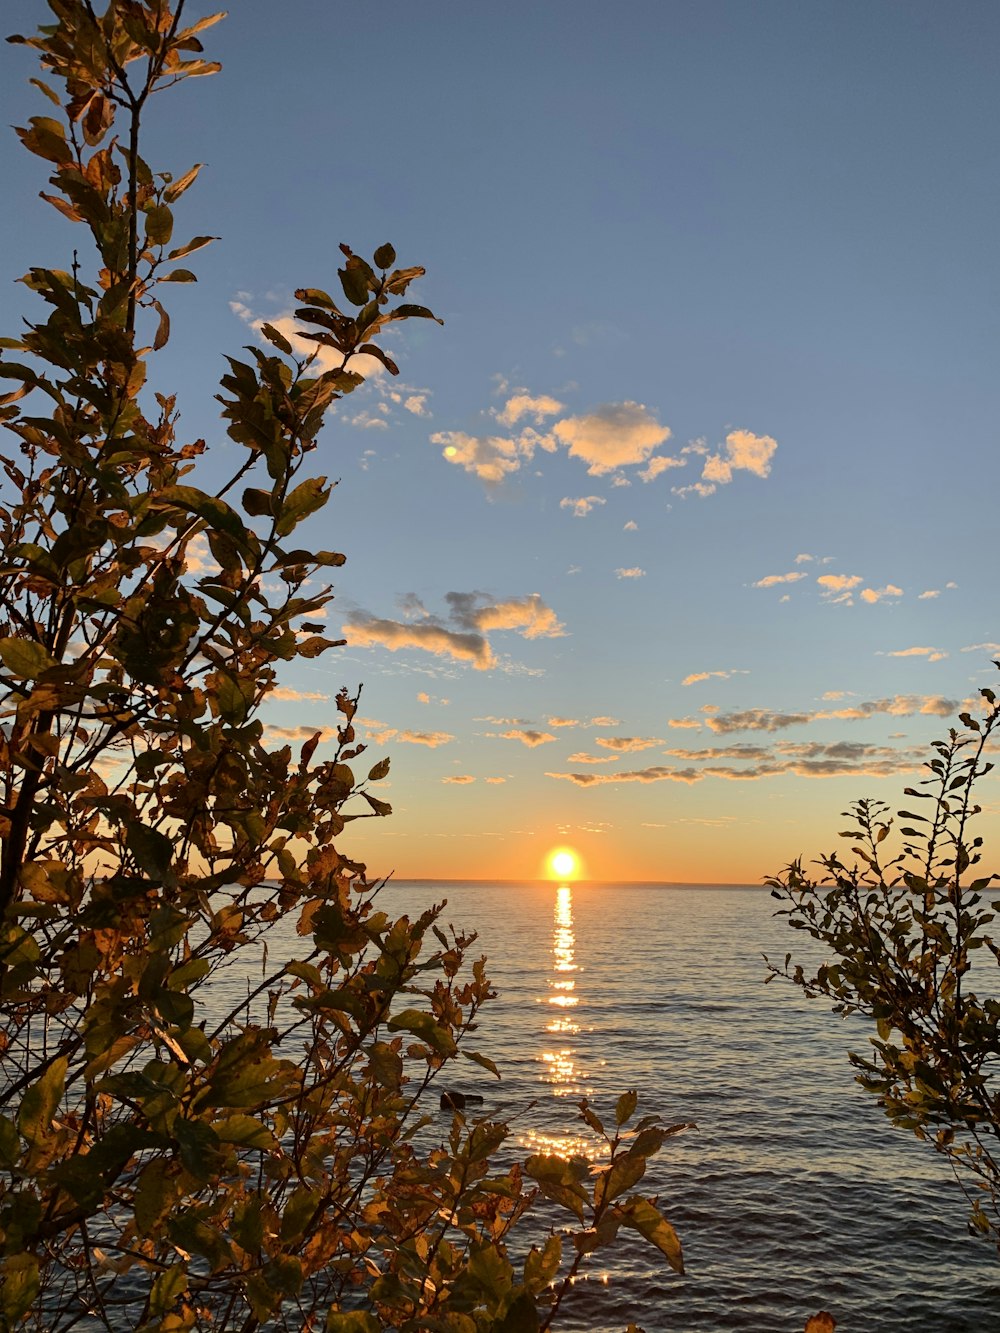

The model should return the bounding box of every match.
[1,1,998,883]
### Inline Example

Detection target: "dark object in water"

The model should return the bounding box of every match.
[440,1091,484,1110]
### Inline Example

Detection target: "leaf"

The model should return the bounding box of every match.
[127,823,174,879]
[1,1254,39,1325]
[212,1115,276,1150]
[152,297,170,350]
[275,476,330,537]
[339,262,370,306]
[616,1197,684,1273]
[367,757,390,781]
[616,1089,639,1126]
[18,1055,67,1149]
[158,268,198,283]
[260,321,294,355]
[804,1317,837,1333]
[164,163,204,203]
[145,203,174,247]
[150,1263,189,1316]
[386,1007,457,1057]
[494,1290,540,1332]
[167,234,218,260]
[391,302,443,324]
[326,1314,380,1333]
[362,792,392,817]
[523,1233,561,1292]
[462,1049,501,1078]
[0,637,56,679]
[373,242,396,269]
[523,1154,589,1222]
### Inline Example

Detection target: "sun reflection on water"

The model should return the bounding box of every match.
[538,883,591,1099]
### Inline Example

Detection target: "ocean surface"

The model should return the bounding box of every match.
[364,880,1000,1333]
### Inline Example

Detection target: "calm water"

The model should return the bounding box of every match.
[366,881,1000,1333]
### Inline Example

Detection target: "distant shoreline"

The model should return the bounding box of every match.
[384,878,768,890]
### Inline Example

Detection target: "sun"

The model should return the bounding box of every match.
[547,847,579,880]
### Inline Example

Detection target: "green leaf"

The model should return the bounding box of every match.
[145,204,174,247]
[462,1049,501,1079]
[339,263,370,306]
[158,268,198,283]
[1,1254,39,1325]
[275,476,330,537]
[367,756,390,781]
[523,1233,562,1293]
[212,1114,276,1150]
[0,637,57,679]
[373,242,397,269]
[494,1289,540,1332]
[150,1263,189,1316]
[0,1115,20,1169]
[386,1007,457,1057]
[260,321,294,355]
[18,1056,67,1148]
[326,1314,380,1333]
[523,1154,589,1222]
[616,1197,684,1273]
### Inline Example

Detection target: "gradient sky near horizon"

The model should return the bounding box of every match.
[1,1,998,883]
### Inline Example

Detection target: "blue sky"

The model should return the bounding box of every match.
[1,1,997,881]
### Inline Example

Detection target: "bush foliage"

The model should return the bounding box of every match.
[0,4,689,1329]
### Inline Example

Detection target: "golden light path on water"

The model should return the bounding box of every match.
[520,883,607,1165]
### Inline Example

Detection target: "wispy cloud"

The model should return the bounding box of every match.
[882,645,948,662]
[615,567,646,579]
[566,752,621,764]
[442,775,475,784]
[624,520,638,531]
[595,736,663,752]
[560,495,606,518]
[590,716,623,727]
[494,729,557,747]
[753,571,807,589]
[357,718,455,747]
[674,693,963,735]
[271,685,329,702]
[548,717,580,728]
[682,669,748,687]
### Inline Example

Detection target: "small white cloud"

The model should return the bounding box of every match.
[624,520,638,531]
[442,775,475,784]
[918,589,940,600]
[883,646,948,662]
[404,393,431,417]
[794,553,814,564]
[560,495,606,518]
[638,454,685,483]
[615,567,646,579]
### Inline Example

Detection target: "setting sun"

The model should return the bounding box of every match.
[547,848,579,880]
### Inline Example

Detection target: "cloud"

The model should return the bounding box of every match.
[615,567,646,579]
[675,429,778,497]
[417,691,431,704]
[686,694,963,735]
[860,584,904,604]
[795,554,814,564]
[918,589,940,599]
[566,752,621,764]
[595,736,663,753]
[356,718,454,747]
[818,573,864,594]
[753,571,807,589]
[432,430,522,483]
[404,394,431,417]
[495,729,557,747]
[445,591,565,640]
[624,520,638,531]
[638,454,685,483]
[442,775,475,784]
[264,724,338,743]
[547,717,580,728]
[962,643,1000,655]
[682,669,747,687]
[551,402,671,475]
[397,730,454,747]
[560,495,606,518]
[590,716,622,727]
[344,614,495,669]
[345,592,563,670]
[821,690,850,701]
[496,393,564,426]
[485,776,506,784]
[271,686,329,702]
[667,717,702,730]
[883,646,948,662]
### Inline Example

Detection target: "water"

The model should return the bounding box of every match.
[369,880,1000,1333]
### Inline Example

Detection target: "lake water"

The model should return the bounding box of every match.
[371,880,999,1333]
